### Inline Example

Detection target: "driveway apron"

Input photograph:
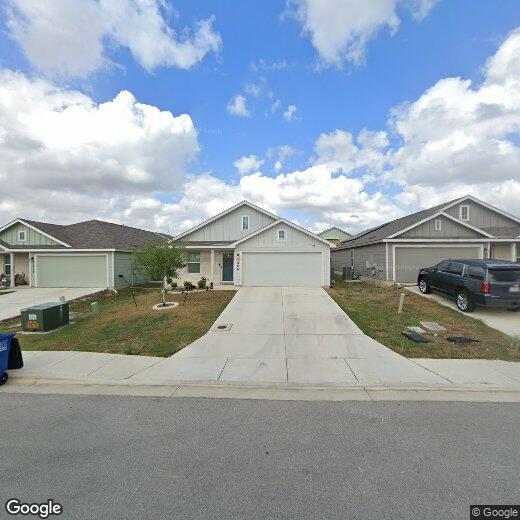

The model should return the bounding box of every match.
[134,287,449,386]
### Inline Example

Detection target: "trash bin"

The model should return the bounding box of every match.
[0,332,23,386]
[0,333,15,386]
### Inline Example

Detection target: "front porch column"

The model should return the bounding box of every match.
[210,249,215,283]
[10,252,15,288]
[513,243,518,262]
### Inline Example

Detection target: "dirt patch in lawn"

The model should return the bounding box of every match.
[328,281,520,361]
[0,287,235,357]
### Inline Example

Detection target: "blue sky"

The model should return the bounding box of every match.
[0,0,519,235]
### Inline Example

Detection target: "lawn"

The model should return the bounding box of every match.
[0,287,235,357]
[327,280,520,361]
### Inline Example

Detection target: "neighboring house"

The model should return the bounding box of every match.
[173,201,332,287]
[331,195,520,283]
[318,226,352,245]
[0,219,168,289]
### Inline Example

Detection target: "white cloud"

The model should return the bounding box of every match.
[271,99,282,113]
[268,145,296,171]
[6,0,221,78]
[287,0,439,67]
[227,94,251,117]
[233,155,264,176]
[0,69,199,226]
[283,104,298,121]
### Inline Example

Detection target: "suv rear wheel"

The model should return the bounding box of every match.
[456,289,475,312]
[418,277,431,294]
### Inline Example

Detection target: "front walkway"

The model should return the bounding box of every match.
[0,287,105,321]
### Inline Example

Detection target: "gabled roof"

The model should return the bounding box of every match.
[232,218,333,247]
[173,200,278,241]
[335,195,519,250]
[318,226,352,239]
[0,218,169,250]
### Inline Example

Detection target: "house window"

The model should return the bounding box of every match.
[459,205,470,221]
[187,252,201,273]
[241,215,250,231]
[277,229,286,241]
[434,219,442,231]
[4,256,11,276]
[18,230,27,241]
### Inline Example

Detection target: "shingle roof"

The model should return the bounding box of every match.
[335,197,463,249]
[15,219,170,250]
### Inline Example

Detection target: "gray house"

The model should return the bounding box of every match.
[331,195,520,283]
[0,218,168,288]
[173,200,332,287]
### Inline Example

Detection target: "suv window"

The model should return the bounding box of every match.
[468,266,485,279]
[435,261,450,271]
[488,269,520,283]
[447,262,464,275]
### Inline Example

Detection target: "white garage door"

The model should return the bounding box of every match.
[241,252,323,287]
[36,255,107,288]
[395,246,482,283]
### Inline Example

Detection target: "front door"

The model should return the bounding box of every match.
[222,252,234,283]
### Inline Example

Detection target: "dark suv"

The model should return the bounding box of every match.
[418,259,520,312]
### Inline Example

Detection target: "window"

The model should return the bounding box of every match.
[18,230,27,241]
[434,219,442,231]
[435,260,450,271]
[277,229,286,240]
[459,205,470,221]
[468,266,485,279]
[187,252,201,273]
[447,262,464,275]
[488,269,520,283]
[241,215,250,231]
[4,255,11,276]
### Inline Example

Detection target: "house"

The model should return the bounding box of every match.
[331,195,520,283]
[0,218,168,289]
[173,201,332,287]
[318,226,352,245]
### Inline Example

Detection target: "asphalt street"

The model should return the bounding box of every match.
[1,394,518,520]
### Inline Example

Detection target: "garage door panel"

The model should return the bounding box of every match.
[242,252,322,287]
[37,255,107,288]
[395,247,481,283]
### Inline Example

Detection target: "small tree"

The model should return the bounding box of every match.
[133,240,185,306]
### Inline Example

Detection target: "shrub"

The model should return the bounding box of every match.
[183,281,195,291]
[171,282,177,289]
[198,277,207,289]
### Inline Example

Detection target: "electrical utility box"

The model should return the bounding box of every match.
[21,302,70,332]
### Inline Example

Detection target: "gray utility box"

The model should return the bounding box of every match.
[21,302,70,332]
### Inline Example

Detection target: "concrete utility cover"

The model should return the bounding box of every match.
[408,326,426,334]
[420,321,446,332]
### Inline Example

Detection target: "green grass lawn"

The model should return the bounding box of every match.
[327,280,520,361]
[0,287,235,357]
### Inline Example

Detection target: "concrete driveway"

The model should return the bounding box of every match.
[406,286,520,337]
[133,287,449,386]
[0,287,104,321]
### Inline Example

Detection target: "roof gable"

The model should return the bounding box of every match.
[0,219,70,247]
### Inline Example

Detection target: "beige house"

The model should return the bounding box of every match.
[173,201,332,287]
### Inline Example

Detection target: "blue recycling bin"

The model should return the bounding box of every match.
[0,332,15,385]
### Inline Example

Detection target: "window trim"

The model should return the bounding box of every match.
[241,215,250,231]
[277,228,287,241]
[18,230,27,242]
[459,205,470,221]
[434,219,442,231]
[4,255,11,276]
[187,251,201,274]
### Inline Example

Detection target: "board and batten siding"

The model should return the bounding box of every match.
[445,201,520,234]
[398,215,483,239]
[235,223,331,286]
[183,206,276,242]
[0,223,59,246]
[113,252,151,287]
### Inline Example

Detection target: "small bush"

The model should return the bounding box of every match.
[198,277,207,289]
[171,282,177,289]
[183,281,195,291]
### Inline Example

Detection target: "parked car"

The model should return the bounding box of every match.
[417,259,520,312]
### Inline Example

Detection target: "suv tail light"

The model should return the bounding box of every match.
[481,281,490,295]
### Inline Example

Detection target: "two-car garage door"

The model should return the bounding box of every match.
[394,246,482,283]
[241,252,323,287]
[36,255,108,288]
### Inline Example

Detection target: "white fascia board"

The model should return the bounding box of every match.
[386,211,494,239]
[172,201,279,241]
[383,238,516,243]
[440,195,520,225]
[0,218,72,247]
[231,218,333,247]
